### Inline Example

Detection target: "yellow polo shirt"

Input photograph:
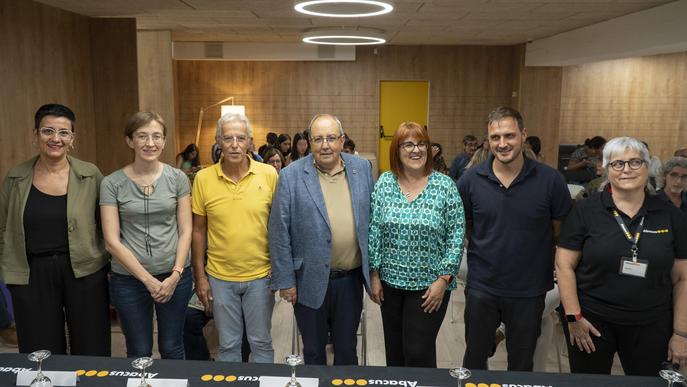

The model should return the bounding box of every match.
[192,158,278,281]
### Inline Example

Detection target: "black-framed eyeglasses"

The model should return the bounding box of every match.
[608,158,645,171]
[311,135,343,145]
[399,141,428,153]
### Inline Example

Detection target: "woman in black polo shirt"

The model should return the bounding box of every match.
[556,136,687,376]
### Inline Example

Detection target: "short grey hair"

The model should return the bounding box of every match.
[216,113,253,139]
[663,157,687,177]
[601,137,650,169]
[307,114,344,137]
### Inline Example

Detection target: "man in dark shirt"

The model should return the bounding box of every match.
[448,135,479,182]
[656,156,687,213]
[457,106,572,371]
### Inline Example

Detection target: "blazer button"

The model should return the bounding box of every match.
[68,226,74,232]
[324,263,329,268]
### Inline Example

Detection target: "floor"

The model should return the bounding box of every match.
[0,290,627,375]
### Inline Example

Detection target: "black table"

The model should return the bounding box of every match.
[0,353,668,387]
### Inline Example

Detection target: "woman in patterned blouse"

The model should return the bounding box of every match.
[369,122,465,367]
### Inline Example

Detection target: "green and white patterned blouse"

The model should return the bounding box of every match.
[369,171,465,291]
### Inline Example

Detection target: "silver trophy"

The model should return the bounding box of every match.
[659,369,686,387]
[449,367,471,387]
[27,350,52,387]
[285,354,304,387]
[131,357,154,387]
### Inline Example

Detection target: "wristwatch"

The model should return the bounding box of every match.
[566,312,583,322]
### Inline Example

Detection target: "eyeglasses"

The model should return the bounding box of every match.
[133,133,165,144]
[667,172,687,181]
[608,158,645,171]
[39,127,73,139]
[399,141,428,153]
[221,135,248,144]
[311,135,343,146]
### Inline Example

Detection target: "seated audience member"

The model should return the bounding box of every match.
[101,112,193,359]
[0,104,110,356]
[556,137,687,375]
[525,136,544,162]
[448,135,479,182]
[278,133,292,163]
[464,144,490,171]
[263,147,285,174]
[249,140,263,162]
[343,138,356,154]
[369,122,464,367]
[656,156,687,212]
[567,136,606,171]
[258,132,278,159]
[177,143,201,172]
[192,113,278,363]
[431,142,448,174]
[642,141,663,189]
[290,132,310,162]
[675,148,687,158]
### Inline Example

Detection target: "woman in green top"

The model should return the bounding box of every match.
[369,122,465,368]
[0,104,110,355]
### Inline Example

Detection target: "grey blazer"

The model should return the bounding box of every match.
[268,153,373,309]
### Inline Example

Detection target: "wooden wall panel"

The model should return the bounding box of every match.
[0,0,139,178]
[174,46,515,166]
[137,30,176,165]
[0,0,96,176]
[90,19,140,175]
[559,52,687,161]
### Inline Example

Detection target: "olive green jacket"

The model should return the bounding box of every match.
[0,155,109,284]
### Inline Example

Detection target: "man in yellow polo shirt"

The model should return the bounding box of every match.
[191,113,278,363]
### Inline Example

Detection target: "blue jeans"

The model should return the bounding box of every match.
[110,270,193,359]
[208,275,274,363]
[0,282,12,328]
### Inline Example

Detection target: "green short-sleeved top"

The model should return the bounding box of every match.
[100,164,190,275]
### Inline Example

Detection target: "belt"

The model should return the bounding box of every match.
[329,266,361,279]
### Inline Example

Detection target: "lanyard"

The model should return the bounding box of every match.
[611,209,644,262]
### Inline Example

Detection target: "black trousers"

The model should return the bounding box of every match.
[463,287,545,371]
[380,282,449,368]
[561,308,672,376]
[9,254,111,356]
[294,268,363,365]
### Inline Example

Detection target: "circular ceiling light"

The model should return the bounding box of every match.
[303,29,386,45]
[294,0,393,18]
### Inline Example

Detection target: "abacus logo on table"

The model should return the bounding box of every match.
[329,380,552,387]
[0,367,159,378]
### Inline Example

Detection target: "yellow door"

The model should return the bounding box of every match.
[378,81,429,173]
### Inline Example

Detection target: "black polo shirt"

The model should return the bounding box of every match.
[558,190,687,325]
[655,189,687,214]
[457,156,572,297]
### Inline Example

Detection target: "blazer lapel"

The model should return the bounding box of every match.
[302,161,331,230]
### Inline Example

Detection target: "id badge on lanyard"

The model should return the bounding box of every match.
[612,209,648,278]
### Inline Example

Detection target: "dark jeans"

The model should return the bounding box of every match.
[0,282,12,328]
[110,269,193,359]
[184,306,251,361]
[463,287,545,371]
[294,267,363,365]
[380,282,449,368]
[9,254,110,355]
[561,308,672,376]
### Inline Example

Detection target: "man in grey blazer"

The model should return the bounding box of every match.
[269,114,373,365]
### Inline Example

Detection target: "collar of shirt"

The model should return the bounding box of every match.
[214,156,256,182]
[475,154,536,186]
[313,156,346,177]
[600,188,663,218]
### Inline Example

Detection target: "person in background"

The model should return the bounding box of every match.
[278,133,292,162]
[567,136,606,172]
[0,103,110,355]
[656,156,687,213]
[674,148,687,158]
[448,135,479,182]
[465,144,491,170]
[431,142,448,174]
[289,132,310,163]
[556,137,687,375]
[458,106,572,371]
[269,114,373,365]
[192,113,278,363]
[249,140,263,162]
[263,147,285,174]
[525,136,544,162]
[101,112,193,359]
[176,143,201,172]
[369,122,464,367]
[258,132,278,159]
[343,138,356,154]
